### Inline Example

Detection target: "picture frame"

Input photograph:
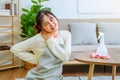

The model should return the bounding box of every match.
[77,0,114,14]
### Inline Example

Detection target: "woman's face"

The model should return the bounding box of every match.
[41,14,58,33]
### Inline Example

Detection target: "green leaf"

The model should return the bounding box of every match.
[20,33,28,38]
[30,5,41,12]
[28,27,35,37]
[43,0,49,1]
[20,14,28,22]
[31,0,38,5]
[22,8,29,13]
[37,0,41,3]
[20,21,26,26]
[42,0,49,2]
[41,7,51,11]
[31,13,37,17]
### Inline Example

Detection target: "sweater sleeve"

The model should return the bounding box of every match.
[10,36,39,64]
[46,31,71,62]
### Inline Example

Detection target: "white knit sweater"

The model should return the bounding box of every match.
[10,30,71,64]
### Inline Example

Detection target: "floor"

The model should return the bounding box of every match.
[0,65,120,80]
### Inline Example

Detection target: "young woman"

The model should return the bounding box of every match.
[10,10,71,80]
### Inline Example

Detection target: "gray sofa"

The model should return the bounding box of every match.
[58,19,120,65]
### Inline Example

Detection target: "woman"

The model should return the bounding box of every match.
[10,10,71,80]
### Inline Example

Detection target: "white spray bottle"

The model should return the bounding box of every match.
[96,32,108,56]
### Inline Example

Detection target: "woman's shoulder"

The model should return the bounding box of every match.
[35,33,45,40]
[29,33,45,43]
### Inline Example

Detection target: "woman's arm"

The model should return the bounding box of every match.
[10,36,39,64]
[47,31,71,62]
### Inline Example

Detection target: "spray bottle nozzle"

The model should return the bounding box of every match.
[98,32,104,40]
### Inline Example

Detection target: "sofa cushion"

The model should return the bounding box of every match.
[98,22,120,45]
[70,22,98,45]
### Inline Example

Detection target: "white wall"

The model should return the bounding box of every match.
[1,0,120,19]
[19,0,120,19]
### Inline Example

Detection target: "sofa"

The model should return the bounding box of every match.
[58,19,120,65]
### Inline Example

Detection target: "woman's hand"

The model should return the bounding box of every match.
[41,30,58,40]
[41,30,53,40]
[35,63,39,72]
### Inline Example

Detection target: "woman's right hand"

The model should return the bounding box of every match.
[41,30,53,40]
[35,63,39,72]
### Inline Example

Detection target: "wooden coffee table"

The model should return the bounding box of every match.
[75,49,120,80]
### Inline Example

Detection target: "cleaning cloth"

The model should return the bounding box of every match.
[90,53,111,59]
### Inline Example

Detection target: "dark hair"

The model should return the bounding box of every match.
[34,10,58,34]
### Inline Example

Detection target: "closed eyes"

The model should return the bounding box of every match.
[50,16,54,21]
[44,22,49,26]
[44,16,54,26]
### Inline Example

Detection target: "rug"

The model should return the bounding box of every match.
[80,76,120,80]
[64,76,80,80]
[15,77,80,80]
[15,76,120,80]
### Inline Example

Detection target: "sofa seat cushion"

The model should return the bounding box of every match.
[71,45,120,51]
[69,52,81,61]
[71,45,97,51]
[70,22,98,45]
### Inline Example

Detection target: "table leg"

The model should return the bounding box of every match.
[112,65,116,80]
[88,64,95,80]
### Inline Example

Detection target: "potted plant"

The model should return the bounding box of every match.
[20,0,51,39]
[20,0,51,69]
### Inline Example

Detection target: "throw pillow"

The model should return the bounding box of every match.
[98,22,120,45]
[70,22,98,45]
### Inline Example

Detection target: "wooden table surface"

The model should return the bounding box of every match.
[75,48,120,80]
